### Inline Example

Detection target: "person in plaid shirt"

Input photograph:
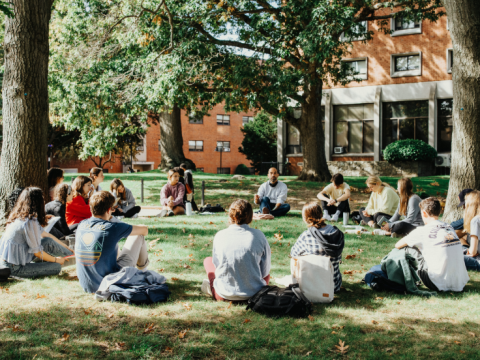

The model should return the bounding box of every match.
[291,202,345,293]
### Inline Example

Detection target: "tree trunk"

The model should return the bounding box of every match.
[290,81,331,182]
[0,0,52,221]
[157,105,196,170]
[442,0,480,223]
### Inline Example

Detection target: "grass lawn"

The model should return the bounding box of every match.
[1,171,478,359]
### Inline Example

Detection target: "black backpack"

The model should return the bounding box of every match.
[246,284,313,318]
[200,204,225,213]
[0,267,11,282]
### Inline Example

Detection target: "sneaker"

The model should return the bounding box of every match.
[331,215,339,222]
[132,213,139,218]
[262,207,270,215]
[168,210,174,217]
[323,214,332,221]
[391,232,404,239]
[201,279,213,296]
[157,210,169,218]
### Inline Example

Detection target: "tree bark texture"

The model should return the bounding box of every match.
[442,0,480,223]
[157,105,196,171]
[0,0,52,221]
[290,81,331,182]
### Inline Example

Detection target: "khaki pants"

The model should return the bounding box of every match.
[117,235,149,270]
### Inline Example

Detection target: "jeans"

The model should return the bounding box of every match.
[0,237,73,278]
[259,197,290,217]
[451,218,464,231]
[359,207,392,224]
[320,200,350,217]
[390,221,418,235]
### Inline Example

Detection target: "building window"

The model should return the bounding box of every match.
[382,101,429,149]
[341,21,368,41]
[217,114,230,125]
[334,104,374,154]
[391,15,421,36]
[216,141,230,152]
[242,116,254,124]
[196,167,204,172]
[158,140,161,151]
[286,106,325,155]
[438,99,453,153]
[189,114,203,124]
[136,140,144,152]
[391,52,422,78]
[217,167,230,174]
[188,140,203,152]
[447,49,453,74]
[343,58,368,80]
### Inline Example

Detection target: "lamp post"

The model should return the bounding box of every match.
[215,143,224,173]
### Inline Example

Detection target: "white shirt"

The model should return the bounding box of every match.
[257,181,288,204]
[404,220,469,292]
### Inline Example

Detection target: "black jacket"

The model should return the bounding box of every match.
[45,200,73,236]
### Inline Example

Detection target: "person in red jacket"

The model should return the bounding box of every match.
[66,176,93,226]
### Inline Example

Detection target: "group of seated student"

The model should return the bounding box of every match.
[110,178,141,218]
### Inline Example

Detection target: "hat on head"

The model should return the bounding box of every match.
[458,188,474,208]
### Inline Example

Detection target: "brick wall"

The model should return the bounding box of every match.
[52,155,123,174]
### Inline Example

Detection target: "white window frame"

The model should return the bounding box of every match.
[242,116,254,124]
[447,48,453,74]
[390,15,422,37]
[340,21,368,42]
[342,57,368,80]
[216,141,230,152]
[216,114,230,125]
[188,140,204,152]
[390,51,422,78]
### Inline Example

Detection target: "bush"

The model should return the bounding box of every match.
[383,139,437,162]
[235,164,251,175]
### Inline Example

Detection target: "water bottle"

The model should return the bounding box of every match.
[186,202,193,216]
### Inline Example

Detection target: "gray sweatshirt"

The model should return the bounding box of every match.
[111,188,136,212]
[388,194,424,227]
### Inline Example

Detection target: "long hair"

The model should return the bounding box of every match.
[89,167,103,179]
[47,167,64,189]
[398,178,414,216]
[110,178,126,201]
[72,176,92,198]
[464,191,480,234]
[53,183,70,205]
[8,187,25,212]
[366,175,394,190]
[302,201,327,229]
[7,187,48,227]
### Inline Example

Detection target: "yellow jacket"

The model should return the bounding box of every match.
[365,186,399,216]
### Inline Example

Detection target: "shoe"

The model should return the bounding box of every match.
[157,210,169,218]
[391,232,404,239]
[201,279,213,296]
[132,213,139,218]
[323,213,332,221]
[262,207,270,215]
[331,215,339,222]
[168,210,174,217]
[360,220,367,226]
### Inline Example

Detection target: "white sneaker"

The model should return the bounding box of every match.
[323,214,332,221]
[132,213,139,218]
[201,279,213,296]
[331,215,339,222]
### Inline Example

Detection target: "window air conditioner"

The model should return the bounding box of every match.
[435,154,451,167]
[334,147,345,154]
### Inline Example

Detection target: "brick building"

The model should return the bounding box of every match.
[279,11,453,175]
[53,103,256,174]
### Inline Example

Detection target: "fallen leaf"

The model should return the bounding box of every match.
[345,254,356,260]
[308,315,314,321]
[159,268,164,272]
[107,313,114,319]
[182,303,192,311]
[59,333,70,342]
[356,299,361,303]
[178,329,188,339]
[182,228,186,233]
[334,339,349,355]
[143,323,156,334]
[84,309,91,315]
[11,325,25,332]
[115,342,126,350]
[36,294,46,299]
[331,331,337,334]
[171,277,179,281]
[358,249,364,252]
[188,254,193,257]
[209,221,214,225]
[243,319,251,324]
[163,346,173,353]
[306,351,312,356]
[430,181,440,186]
[183,264,192,269]
[454,341,461,345]
[385,348,392,352]
[227,301,232,309]
[372,320,378,325]
[469,332,476,337]
[343,270,353,275]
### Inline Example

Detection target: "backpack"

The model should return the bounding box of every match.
[107,283,171,305]
[362,265,407,294]
[200,204,225,213]
[0,267,11,281]
[291,255,334,303]
[246,284,313,318]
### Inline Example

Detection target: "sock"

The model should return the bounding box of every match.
[331,210,341,221]
[323,210,331,220]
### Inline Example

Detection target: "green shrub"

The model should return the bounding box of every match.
[235,164,251,175]
[383,139,437,162]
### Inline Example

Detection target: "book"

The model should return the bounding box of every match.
[43,216,61,233]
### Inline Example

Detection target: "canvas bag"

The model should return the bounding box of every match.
[290,255,334,303]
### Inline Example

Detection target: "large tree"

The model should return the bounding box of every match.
[0,0,54,220]
[442,0,480,222]
[173,0,444,181]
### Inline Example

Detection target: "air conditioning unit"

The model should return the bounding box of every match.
[334,147,345,154]
[435,154,451,167]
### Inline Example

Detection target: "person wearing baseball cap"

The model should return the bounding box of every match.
[451,188,474,232]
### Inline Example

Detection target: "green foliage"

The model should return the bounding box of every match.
[239,111,277,173]
[0,2,13,18]
[234,163,251,175]
[383,139,437,162]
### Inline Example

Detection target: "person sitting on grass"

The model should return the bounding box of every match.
[75,191,150,293]
[202,199,271,301]
[45,183,75,237]
[394,197,469,292]
[159,169,185,217]
[66,176,93,226]
[461,191,480,271]
[290,202,344,293]
[254,167,290,217]
[89,167,105,193]
[47,167,64,201]
[451,189,474,238]
[0,187,74,278]
[110,178,141,218]
[317,173,351,222]
[381,178,424,238]
[359,176,399,228]
[180,163,198,211]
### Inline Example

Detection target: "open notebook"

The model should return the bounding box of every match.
[43,216,61,233]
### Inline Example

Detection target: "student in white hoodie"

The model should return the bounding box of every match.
[254,168,290,217]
